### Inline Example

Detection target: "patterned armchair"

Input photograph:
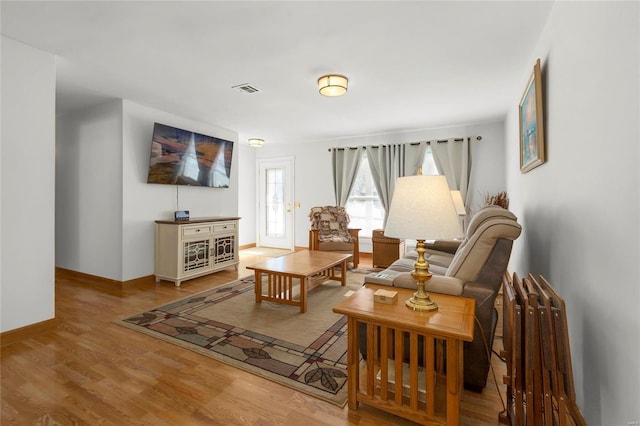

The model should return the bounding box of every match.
[308,206,360,268]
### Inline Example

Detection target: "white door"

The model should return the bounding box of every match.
[257,157,294,249]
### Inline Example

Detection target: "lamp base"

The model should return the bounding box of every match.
[405,294,438,311]
[405,238,438,311]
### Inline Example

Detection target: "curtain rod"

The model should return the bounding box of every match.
[328,136,482,151]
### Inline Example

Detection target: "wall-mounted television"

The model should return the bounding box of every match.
[146,122,233,188]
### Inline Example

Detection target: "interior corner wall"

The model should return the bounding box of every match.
[235,138,257,247]
[504,2,640,424]
[55,100,124,281]
[121,100,239,281]
[1,37,56,332]
[256,121,506,252]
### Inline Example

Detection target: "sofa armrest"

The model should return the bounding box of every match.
[424,239,461,255]
[392,272,464,296]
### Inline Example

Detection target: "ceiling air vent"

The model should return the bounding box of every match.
[232,83,261,94]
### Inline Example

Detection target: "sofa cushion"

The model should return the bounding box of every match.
[428,264,448,276]
[424,252,455,268]
[387,258,415,272]
[364,270,402,285]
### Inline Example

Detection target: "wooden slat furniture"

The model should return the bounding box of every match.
[500,272,524,426]
[501,273,586,426]
[333,284,475,425]
[247,250,351,313]
[529,275,586,426]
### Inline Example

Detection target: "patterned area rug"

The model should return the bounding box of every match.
[116,273,366,407]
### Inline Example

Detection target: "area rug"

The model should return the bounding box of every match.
[115,272,367,407]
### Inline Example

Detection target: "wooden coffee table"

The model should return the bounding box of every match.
[247,250,352,313]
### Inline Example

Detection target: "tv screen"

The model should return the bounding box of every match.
[146,122,233,188]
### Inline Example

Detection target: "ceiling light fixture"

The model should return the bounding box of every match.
[317,74,348,97]
[248,138,265,148]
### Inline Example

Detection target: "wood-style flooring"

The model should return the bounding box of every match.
[1,251,506,425]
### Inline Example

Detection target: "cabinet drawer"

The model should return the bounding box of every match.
[214,222,236,232]
[182,225,212,237]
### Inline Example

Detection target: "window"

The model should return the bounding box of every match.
[421,145,439,175]
[345,153,384,237]
[344,147,440,236]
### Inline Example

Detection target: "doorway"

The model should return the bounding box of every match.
[257,157,294,249]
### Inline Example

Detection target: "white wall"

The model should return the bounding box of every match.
[56,100,123,280]
[256,121,506,252]
[505,2,640,424]
[1,37,56,332]
[121,101,239,280]
[236,141,257,246]
[56,99,240,282]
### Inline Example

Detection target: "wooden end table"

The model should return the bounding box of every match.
[247,250,351,313]
[333,284,475,425]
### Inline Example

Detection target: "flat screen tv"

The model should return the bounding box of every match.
[146,122,233,188]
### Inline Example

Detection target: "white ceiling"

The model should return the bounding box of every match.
[1,1,554,144]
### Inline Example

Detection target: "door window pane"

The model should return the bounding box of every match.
[265,168,285,238]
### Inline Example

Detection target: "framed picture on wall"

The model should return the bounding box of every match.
[519,58,545,173]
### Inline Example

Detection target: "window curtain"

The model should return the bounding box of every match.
[331,147,363,207]
[430,137,474,205]
[364,142,431,226]
[404,141,428,175]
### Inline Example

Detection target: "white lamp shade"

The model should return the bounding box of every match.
[248,138,264,147]
[385,175,463,240]
[318,74,348,96]
[450,190,466,216]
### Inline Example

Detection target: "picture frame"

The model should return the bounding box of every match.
[519,58,545,173]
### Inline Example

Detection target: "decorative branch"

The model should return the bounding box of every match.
[484,191,509,209]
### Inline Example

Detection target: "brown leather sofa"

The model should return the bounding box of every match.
[361,205,522,391]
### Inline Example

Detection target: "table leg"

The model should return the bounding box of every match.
[300,277,308,313]
[254,271,262,304]
[446,338,462,425]
[347,316,359,410]
[340,259,346,286]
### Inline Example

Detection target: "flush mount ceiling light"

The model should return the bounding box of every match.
[248,138,265,148]
[317,74,348,97]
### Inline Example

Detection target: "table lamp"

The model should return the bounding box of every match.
[384,175,463,311]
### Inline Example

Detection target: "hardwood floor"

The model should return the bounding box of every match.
[1,251,506,425]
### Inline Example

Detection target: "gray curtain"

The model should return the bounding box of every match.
[365,144,407,227]
[430,137,474,203]
[332,147,363,207]
[404,141,428,175]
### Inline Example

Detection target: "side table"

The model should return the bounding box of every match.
[333,284,475,425]
[372,229,405,268]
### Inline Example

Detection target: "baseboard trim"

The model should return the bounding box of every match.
[1,318,58,347]
[55,267,155,289]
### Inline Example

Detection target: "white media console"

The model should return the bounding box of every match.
[154,217,240,286]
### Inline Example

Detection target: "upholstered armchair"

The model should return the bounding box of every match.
[362,205,522,391]
[308,206,360,268]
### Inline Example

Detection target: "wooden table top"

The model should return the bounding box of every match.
[246,250,351,277]
[333,284,475,342]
